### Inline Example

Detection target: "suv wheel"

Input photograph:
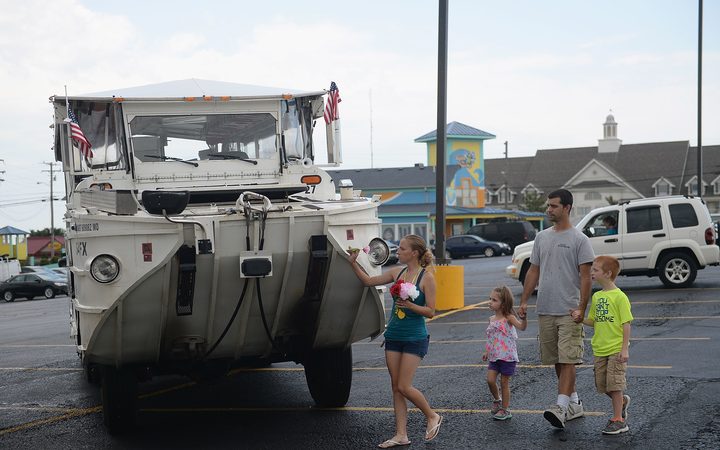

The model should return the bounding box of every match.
[658,252,697,288]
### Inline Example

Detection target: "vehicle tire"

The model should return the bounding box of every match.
[304,347,352,407]
[101,366,138,434]
[44,288,55,299]
[484,247,496,257]
[2,291,14,302]
[658,252,697,288]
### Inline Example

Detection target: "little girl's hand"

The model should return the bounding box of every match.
[482,353,488,361]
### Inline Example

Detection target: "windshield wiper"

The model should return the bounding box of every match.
[207,152,258,165]
[145,155,199,167]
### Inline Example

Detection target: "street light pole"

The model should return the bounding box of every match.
[504,141,509,210]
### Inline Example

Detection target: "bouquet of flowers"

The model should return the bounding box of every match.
[389,279,419,319]
[347,246,370,254]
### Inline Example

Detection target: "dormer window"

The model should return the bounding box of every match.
[685,176,706,196]
[485,189,493,205]
[652,177,675,197]
[712,175,720,195]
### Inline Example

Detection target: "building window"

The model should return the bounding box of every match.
[689,182,698,196]
[577,206,591,217]
[655,182,671,196]
[497,187,506,205]
[714,179,720,195]
[585,192,601,201]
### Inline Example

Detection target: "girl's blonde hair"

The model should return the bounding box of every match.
[401,234,434,270]
[492,285,515,317]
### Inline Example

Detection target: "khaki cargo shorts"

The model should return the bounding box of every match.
[594,354,627,393]
[538,315,584,365]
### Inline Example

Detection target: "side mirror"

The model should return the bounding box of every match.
[141,191,190,215]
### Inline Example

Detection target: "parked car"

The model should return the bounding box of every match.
[466,221,536,251]
[21,266,56,276]
[383,240,399,266]
[506,196,720,288]
[444,235,511,259]
[0,273,68,302]
[51,267,70,278]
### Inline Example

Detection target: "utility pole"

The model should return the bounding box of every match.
[697,0,703,197]
[369,89,374,169]
[435,0,449,263]
[41,162,60,260]
[504,141,509,210]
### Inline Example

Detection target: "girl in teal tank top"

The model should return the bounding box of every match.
[348,234,443,447]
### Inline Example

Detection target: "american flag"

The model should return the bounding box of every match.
[67,106,93,158]
[323,81,341,125]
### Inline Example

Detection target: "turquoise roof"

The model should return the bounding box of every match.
[414,121,496,143]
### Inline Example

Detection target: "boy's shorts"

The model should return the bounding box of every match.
[538,315,584,365]
[594,354,627,393]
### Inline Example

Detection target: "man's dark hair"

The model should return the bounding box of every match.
[548,189,574,207]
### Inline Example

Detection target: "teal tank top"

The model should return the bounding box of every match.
[384,267,429,341]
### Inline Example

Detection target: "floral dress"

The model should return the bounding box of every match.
[485,318,519,362]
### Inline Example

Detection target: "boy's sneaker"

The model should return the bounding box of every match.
[491,400,502,415]
[543,404,566,428]
[566,401,585,421]
[493,408,512,421]
[602,419,629,435]
[622,395,631,420]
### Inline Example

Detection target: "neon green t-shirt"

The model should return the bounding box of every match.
[588,288,633,356]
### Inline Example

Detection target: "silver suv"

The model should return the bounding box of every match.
[506,196,720,288]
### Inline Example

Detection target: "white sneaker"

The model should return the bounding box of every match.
[543,404,566,428]
[566,401,585,421]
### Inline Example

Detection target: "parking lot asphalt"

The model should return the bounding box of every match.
[1,255,719,449]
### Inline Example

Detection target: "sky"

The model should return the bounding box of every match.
[0,0,718,233]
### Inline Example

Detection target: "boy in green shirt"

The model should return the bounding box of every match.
[582,255,633,435]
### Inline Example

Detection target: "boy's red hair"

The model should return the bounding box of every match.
[595,255,620,280]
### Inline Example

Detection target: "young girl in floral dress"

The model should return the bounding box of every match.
[482,286,527,420]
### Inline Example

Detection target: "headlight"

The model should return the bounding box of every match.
[366,238,390,266]
[90,255,120,283]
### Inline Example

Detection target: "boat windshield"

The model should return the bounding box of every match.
[129,113,277,163]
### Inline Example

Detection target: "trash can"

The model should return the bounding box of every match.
[434,265,464,310]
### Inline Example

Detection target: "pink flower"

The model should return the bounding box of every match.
[362,246,370,254]
[399,282,419,300]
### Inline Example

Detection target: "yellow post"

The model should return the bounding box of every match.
[434,265,464,310]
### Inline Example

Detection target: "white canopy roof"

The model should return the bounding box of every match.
[58,78,326,101]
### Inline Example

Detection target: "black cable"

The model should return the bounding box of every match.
[255,278,276,348]
[203,278,250,359]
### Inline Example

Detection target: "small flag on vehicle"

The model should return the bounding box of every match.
[66,106,93,159]
[324,81,341,125]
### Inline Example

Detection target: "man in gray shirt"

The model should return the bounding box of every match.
[519,189,594,429]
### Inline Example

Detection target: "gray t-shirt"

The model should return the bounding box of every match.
[529,226,595,315]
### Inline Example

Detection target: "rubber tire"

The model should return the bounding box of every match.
[658,252,697,288]
[3,291,14,302]
[101,366,138,434]
[304,347,352,407]
[44,287,55,299]
[484,247,496,257]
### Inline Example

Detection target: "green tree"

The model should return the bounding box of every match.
[29,227,65,236]
[605,195,618,205]
[521,192,546,212]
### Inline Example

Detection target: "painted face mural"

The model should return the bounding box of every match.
[447,148,485,207]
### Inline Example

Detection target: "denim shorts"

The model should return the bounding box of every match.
[384,337,430,358]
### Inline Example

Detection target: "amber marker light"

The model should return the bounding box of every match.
[301,175,321,185]
[203,95,213,101]
[184,97,196,102]
[112,97,124,103]
[219,96,231,101]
